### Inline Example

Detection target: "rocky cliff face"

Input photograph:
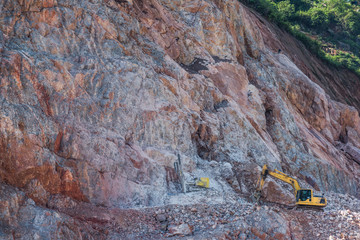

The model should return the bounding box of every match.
[1,0,360,238]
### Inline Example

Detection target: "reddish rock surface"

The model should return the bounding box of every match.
[1,0,360,238]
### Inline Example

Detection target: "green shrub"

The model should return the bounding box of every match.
[308,8,329,31]
[342,11,360,35]
[277,0,295,20]
[290,0,312,11]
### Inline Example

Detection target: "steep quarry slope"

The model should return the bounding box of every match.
[1,0,360,239]
[254,11,360,113]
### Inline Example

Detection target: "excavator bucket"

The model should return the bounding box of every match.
[251,190,262,203]
[251,165,268,203]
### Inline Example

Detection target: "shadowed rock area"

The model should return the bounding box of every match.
[1,0,360,238]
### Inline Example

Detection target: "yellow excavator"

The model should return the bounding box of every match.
[253,164,327,208]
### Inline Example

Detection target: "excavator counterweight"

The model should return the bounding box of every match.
[254,165,327,208]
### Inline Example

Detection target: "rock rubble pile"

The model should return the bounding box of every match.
[3,182,360,239]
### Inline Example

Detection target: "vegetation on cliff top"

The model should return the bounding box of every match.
[240,0,360,76]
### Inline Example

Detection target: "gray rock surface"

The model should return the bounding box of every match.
[1,0,360,238]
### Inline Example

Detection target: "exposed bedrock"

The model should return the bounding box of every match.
[1,0,360,238]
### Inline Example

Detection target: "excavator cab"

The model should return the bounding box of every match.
[297,189,311,202]
[296,189,327,207]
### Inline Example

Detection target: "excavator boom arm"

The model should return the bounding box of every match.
[268,170,301,193]
[257,165,301,196]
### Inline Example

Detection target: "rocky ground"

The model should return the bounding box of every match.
[2,182,360,239]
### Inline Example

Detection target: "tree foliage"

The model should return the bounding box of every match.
[239,0,360,77]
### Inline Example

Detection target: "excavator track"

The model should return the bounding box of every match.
[295,205,325,212]
[259,201,324,212]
